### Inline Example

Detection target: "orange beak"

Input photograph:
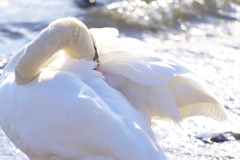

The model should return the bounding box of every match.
[94,60,99,71]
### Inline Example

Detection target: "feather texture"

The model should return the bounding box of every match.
[89,28,227,126]
[0,18,167,160]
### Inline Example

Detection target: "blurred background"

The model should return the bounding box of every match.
[0,0,240,159]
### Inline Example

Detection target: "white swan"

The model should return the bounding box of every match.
[89,28,227,126]
[0,18,167,160]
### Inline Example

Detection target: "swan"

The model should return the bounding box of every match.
[0,18,167,160]
[88,28,227,126]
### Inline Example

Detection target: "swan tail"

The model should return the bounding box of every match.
[143,73,227,122]
[170,74,227,121]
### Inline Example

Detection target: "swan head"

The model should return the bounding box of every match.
[14,18,97,85]
[49,18,96,60]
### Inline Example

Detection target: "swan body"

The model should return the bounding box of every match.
[0,18,167,160]
[89,28,227,126]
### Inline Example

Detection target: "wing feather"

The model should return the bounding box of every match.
[98,46,177,86]
[91,27,227,126]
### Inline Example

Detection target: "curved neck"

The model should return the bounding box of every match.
[13,18,95,85]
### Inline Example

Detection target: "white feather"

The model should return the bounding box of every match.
[0,18,167,160]
[90,28,227,127]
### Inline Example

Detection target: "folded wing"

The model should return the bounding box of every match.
[90,28,227,126]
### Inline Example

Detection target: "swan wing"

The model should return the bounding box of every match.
[89,28,182,87]
[90,28,227,125]
[98,38,184,87]
[0,59,166,160]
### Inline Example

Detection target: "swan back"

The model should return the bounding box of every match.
[0,57,167,160]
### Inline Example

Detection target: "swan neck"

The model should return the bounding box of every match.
[14,18,95,85]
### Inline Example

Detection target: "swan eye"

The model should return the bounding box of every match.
[93,45,98,61]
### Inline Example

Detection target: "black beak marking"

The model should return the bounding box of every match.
[93,45,98,61]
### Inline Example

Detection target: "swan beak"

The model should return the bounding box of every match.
[94,60,99,71]
[93,45,99,70]
[93,45,98,61]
